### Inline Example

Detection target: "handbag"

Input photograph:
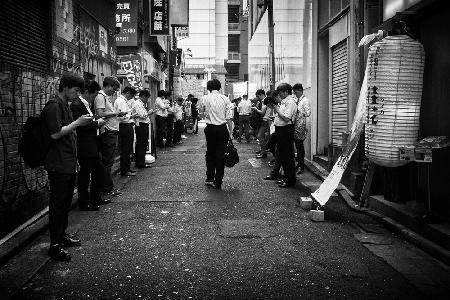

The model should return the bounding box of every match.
[224,138,239,168]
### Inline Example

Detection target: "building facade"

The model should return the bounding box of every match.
[0,0,118,239]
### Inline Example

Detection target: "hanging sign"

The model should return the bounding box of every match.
[150,0,170,36]
[115,0,138,46]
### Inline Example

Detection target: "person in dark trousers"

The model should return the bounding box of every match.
[199,79,233,190]
[264,83,297,188]
[94,77,123,197]
[173,97,185,143]
[115,86,138,176]
[154,90,169,147]
[133,89,154,168]
[70,80,105,211]
[191,97,199,134]
[43,73,93,261]
[165,91,175,147]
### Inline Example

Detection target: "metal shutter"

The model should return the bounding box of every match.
[0,0,50,73]
[331,40,348,146]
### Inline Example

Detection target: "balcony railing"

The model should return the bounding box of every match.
[228,23,240,32]
[228,52,241,61]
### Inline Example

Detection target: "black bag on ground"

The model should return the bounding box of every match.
[224,138,239,168]
[18,100,55,168]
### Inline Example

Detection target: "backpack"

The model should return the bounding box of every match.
[18,100,57,168]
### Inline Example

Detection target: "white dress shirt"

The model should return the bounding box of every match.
[133,99,150,125]
[274,95,297,126]
[114,95,134,123]
[237,99,252,115]
[199,91,233,125]
[155,97,170,117]
[94,90,119,132]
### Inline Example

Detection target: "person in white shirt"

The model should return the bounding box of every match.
[115,86,138,177]
[133,89,154,168]
[265,83,297,188]
[154,90,169,147]
[199,79,233,190]
[94,76,123,197]
[237,94,252,142]
[251,89,274,158]
[292,83,311,174]
[173,97,185,144]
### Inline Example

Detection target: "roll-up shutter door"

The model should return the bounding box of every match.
[331,40,348,146]
[0,0,50,73]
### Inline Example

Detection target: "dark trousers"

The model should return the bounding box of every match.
[294,138,305,168]
[275,125,296,185]
[268,132,277,156]
[257,120,270,153]
[174,120,183,143]
[119,123,134,175]
[204,124,230,184]
[99,130,117,192]
[135,123,149,167]
[155,115,167,147]
[238,115,250,141]
[48,172,76,245]
[78,156,103,206]
[166,114,174,145]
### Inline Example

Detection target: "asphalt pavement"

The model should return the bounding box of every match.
[2,122,448,299]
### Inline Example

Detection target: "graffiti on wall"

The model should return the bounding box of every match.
[0,66,60,207]
[120,55,143,89]
[55,0,74,42]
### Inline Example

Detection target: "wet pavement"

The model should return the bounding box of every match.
[2,122,448,299]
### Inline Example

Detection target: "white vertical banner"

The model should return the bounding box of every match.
[311,62,369,206]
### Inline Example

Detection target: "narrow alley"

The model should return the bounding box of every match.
[2,123,447,299]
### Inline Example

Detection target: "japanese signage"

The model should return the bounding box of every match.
[120,55,143,90]
[174,26,189,40]
[99,25,108,54]
[150,0,170,36]
[115,0,138,46]
[170,0,189,26]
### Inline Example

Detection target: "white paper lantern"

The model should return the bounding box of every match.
[365,35,425,167]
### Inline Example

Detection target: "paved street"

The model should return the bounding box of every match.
[2,123,448,299]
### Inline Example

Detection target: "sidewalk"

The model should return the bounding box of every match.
[305,158,450,267]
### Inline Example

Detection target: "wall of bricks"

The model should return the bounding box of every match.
[0,0,117,239]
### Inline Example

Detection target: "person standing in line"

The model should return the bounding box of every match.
[198,79,233,190]
[94,76,123,198]
[173,97,184,144]
[70,80,105,211]
[252,89,274,159]
[154,90,169,148]
[232,97,241,139]
[115,86,138,176]
[165,91,175,147]
[191,97,199,134]
[265,83,297,188]
[43,73,93,261]
[237,94,252,142]
[292,83,311,174]
[133,89,154,169]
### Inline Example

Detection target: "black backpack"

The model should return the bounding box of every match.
[18,100,56,168]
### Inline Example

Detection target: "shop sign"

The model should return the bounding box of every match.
[115,0,138,46]
[150,0,170,36]
[120,55,143,89]
[175,26,189,40]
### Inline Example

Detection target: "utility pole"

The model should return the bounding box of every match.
[267,0,276,91]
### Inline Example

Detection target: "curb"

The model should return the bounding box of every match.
[0,158,121,268]
[304,158,450,266]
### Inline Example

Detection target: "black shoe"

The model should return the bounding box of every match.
[279,182,295,188]
[255,150,261,154]
[256,153,267,159]
[95,198,112,205]
[62,233,81,247]
[205,180,214,186]
[79,204,100,211]
[121,171,137,176]
[264,175,277,180]
[276,179,285,185]
[48,244,71,261]
[103,189,122,197]
[297,167,305,174]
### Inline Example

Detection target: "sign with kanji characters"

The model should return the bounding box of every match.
[174,26,189,40]
[119,55,143,90]
[115,0,138,46]
[150,0,170,36]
